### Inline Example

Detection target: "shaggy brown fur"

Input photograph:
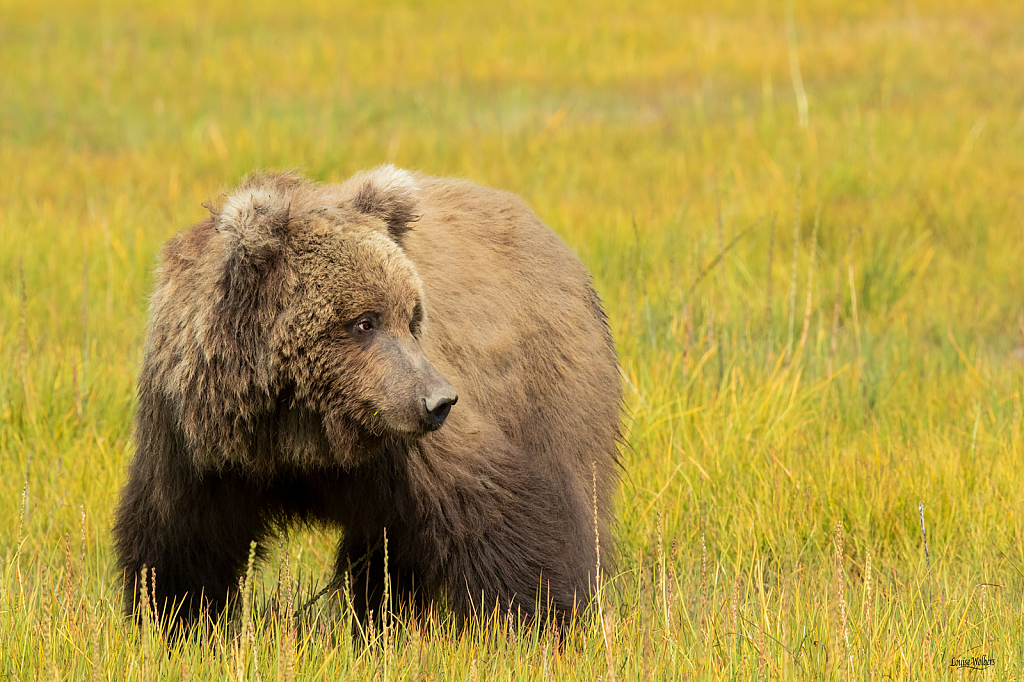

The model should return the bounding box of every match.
[113,165,622,630]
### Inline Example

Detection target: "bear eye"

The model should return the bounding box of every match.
[356,318,374,333]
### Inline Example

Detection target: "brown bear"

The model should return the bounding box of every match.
[112,165,622,630]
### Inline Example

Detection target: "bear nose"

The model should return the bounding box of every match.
[422,387,458,431]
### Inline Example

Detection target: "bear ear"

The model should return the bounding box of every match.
[343,164,420,242]
[208,171,301,355]
[216,172,303,260]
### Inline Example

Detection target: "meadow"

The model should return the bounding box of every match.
[2,0,1024,678]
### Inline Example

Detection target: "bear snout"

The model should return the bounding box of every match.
[422,386,458,430]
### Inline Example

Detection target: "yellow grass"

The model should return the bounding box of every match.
[2,0,1023,678]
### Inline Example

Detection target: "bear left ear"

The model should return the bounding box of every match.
[343,164,420,242]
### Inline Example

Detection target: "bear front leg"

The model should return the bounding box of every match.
[113,446,273,630]
[422,451,599,629]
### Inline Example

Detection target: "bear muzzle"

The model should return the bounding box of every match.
[382,336,458,435]
[422,386,458,431]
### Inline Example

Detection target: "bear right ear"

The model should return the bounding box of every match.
[207,170,300,358]
[342,164,420,242]
[216,172,303,262]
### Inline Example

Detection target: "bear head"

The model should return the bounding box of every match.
[145,166,456,476]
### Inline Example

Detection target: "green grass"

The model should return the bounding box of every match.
[3,0,1024,678]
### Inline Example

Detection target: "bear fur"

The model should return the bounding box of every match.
[113,166,622,629]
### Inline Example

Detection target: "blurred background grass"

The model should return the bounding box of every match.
[2,0,1023,679]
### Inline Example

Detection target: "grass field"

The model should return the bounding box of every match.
[3,0,1024,679]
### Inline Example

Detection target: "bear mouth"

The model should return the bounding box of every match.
[362,406,435,441]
